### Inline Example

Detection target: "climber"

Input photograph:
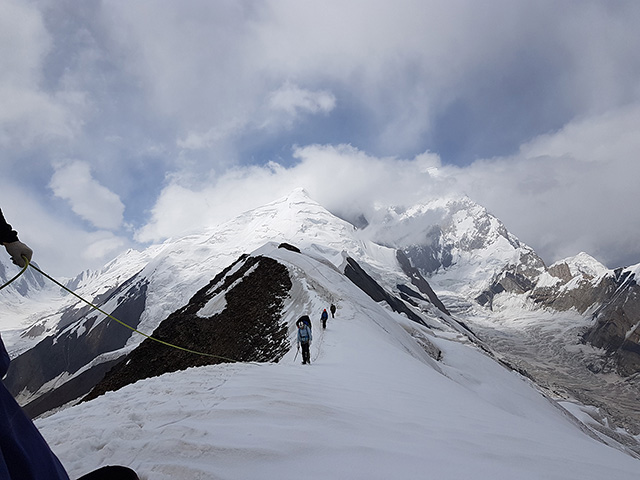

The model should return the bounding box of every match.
[297,316,312,365]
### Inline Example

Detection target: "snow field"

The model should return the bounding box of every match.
[36,251,640,479]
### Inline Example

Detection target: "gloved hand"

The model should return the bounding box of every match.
[4,241,33,268]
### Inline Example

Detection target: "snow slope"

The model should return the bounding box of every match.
[35,244,640,480]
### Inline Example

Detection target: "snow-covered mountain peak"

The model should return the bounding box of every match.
[359,195,545,296]
[190,188,372,270]
[551,252,610,281]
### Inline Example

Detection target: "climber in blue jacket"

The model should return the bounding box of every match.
[297,316,313,364]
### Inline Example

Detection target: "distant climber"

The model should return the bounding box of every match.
[297,316,312,365]
[330,304,336,318]
[321,308,329,329]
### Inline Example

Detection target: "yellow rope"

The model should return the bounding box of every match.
[30,262,241,362]
[4,256,240,362]
[0,258,29,291]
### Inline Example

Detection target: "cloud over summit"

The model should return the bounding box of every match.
[1,0,639,276]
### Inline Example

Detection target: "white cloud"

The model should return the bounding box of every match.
[176,119,246,151]
[0,0,84,147]
[268,82,336,117]
[49,161,125,231]
[455,103,640,268]
[3,0,640,277]
[0,0,49,85]
[0,181,131,278]
[518,105,640,164]
[137,101,640,269]
[176,83,336,151]
[135,144,445,243]
[81,232,128,263]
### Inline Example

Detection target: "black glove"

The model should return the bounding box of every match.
[4,241,33,268]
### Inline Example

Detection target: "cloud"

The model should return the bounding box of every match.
[453,103,640,268]
[137,101,640,270]
[93,1,640,163]
[0,181,130,278]
[177,82,336,154]
[176,118,246,151]
[135,144,446,243]
[268,82,336,117]
[3,1,640,277]
[49,161,125,231]
[0,0,84,148]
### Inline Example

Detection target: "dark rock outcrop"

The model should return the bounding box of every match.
[395,250,450,315]
[582,269,640,376]
[476,271,536,308]
[343,256,427,326]
[5,275,148,416]
[84,255,291,401]
[403,226,453,275]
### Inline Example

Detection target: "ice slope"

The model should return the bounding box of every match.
[35,244,640,479]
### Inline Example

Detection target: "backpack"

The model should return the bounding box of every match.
[299,315,312,329]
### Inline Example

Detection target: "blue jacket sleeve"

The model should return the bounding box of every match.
[0,335,10,378]
[0,335,70,479]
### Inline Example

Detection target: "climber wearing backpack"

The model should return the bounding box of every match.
[320,308,328,329]
[297,316,312,365]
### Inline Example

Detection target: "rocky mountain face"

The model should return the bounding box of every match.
[356,196,640,445]
[581,266,640,376]
[361,197,640,380]
[0,257,47,298]
[363,197,547,297]
[84,245,446,403]
[477,253,640,379]
[5,273,149,418]
[85,253,292,402]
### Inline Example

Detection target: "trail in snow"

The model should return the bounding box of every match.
[36,292,640,480]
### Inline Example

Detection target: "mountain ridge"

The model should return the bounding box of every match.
[30,235,640,479]
[2,188,640,453]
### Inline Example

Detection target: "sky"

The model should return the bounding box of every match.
[1,0,640,277]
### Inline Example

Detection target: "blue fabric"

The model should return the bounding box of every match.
[0,336,70,480]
